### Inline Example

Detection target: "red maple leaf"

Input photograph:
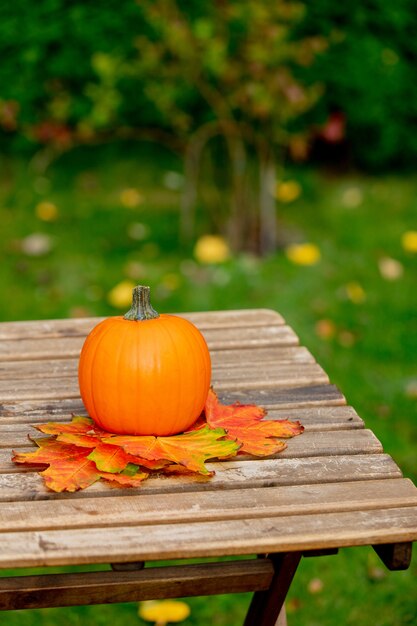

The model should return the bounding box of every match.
[203,388,304,455]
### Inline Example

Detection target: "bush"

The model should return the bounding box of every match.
[295,0,417,170]
[1,0,417,171]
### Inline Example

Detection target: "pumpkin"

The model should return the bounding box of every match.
[78,285,211,436]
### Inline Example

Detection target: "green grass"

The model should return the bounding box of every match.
[1,143,417,625]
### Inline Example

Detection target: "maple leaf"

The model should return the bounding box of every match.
[40,450,101,492]
[204,388,304,456]
[104,425,240,476]
[35,416,94,435]
[56,432,102,448]
[12,438,94,465]
[87,442,140,474]
[99,469,149,487]
[88,441,161,475]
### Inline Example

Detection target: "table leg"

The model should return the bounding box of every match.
[243,552,302,626]
[373,542,412,571]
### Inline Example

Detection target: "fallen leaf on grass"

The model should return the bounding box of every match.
[204,389,304,456]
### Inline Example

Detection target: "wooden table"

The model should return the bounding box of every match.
[1,308,417,625]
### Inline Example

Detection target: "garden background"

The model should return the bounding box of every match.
[1,1,417,624]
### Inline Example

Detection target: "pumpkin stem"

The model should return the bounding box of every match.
[124,285,160,321]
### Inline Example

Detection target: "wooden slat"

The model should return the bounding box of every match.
[0,363,329,401]
[0,429,382,461]
[266,406,363,431]
[219,385,346,408]
[0,559,274,611]
[0,398,87,421]
[0,347,316,382]
[0,407,364,451]
[0,403,363,432]
[0,309,285,341]
[0,383,344,407]
[0,454,402,502]
[1,506,417,568]
[0,324,299,363]
[0,479,415,533]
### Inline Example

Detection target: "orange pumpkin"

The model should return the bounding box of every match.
[78,285,211,436]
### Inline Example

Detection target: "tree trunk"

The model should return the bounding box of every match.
[259,154,277,255]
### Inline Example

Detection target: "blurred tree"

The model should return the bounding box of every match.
[132,0,325,253]
[0,0,324,254]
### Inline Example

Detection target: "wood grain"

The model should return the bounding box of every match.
[0,479,415,533]
[0,454,402,503]
[0,324,299,362]
[0,429,382,459]
[0,347,316,382]
[0,558,274,610]
[0,309,285,341]
[1,506,417,568]
[0,363,330,401]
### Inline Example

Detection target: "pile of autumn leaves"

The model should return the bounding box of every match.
[13,389,303,492]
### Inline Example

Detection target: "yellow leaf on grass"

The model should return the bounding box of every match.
[275,180,301,203]
[107,280,136,308]
[120,188,143,208]
[401,230,417,253]
[194,235,230,264]
[35,201,58,222]
[139,599,191,624]
[345,281,366,304]
[285,243,320,266]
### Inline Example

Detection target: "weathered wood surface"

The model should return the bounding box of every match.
[0,308,416,573]
[0,323,299,362]
[0,454,403,503]
[1,506,417,568]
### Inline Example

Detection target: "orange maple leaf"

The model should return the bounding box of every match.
[203,388,304,456]
[39,450,101,492]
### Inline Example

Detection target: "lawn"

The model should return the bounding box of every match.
[1,142,416,625]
